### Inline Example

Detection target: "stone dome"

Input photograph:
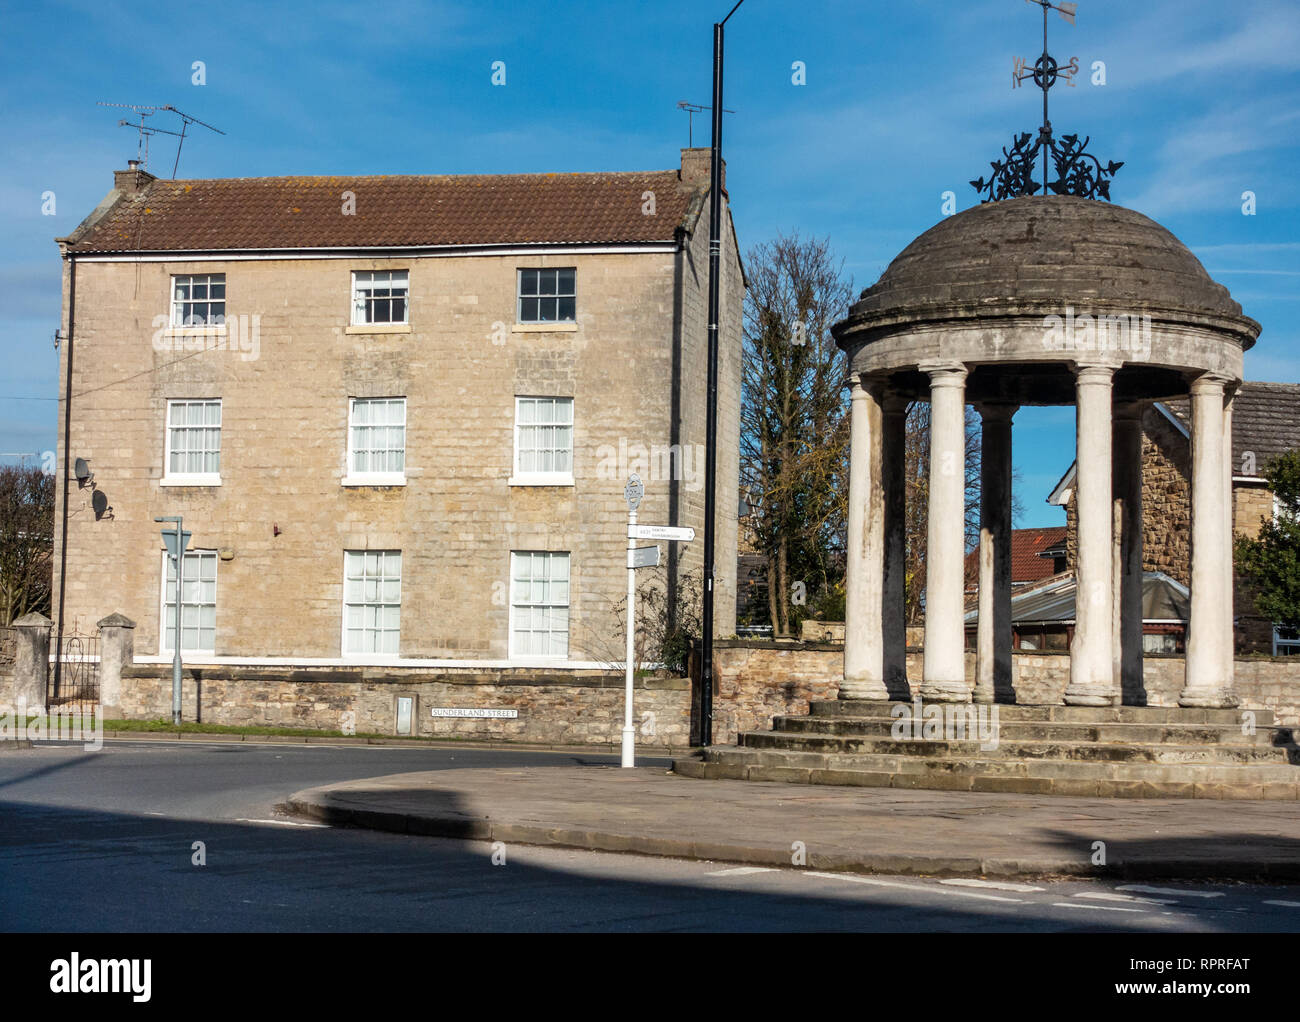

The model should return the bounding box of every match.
[840,196,1258,347]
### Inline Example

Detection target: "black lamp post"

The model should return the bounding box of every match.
[700,0,745,747]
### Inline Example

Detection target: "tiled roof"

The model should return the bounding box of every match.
[66,170,706,253]
[1161,381,1300,471]
[964,526,1069,586]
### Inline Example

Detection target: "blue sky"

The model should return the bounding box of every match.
[2,0,1297,528]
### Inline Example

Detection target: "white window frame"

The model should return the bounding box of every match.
[162,398,222,486]
[351,270,409,326]
[170,273,226,327]
[344,397,407,486]
[342,550,403,658]
[509,396,575,486]
[159,548,218,655]
[508,551,571,660]
[516,267,576,324]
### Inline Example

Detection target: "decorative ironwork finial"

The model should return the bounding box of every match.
[970,0,1123,202]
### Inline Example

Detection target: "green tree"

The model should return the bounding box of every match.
[1236,449,1300,633]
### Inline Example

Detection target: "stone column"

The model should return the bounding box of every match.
[10,612,52,714]
[882,391,910,697]
[1112,403,1145,704]
[920,363,971,703]
[975,403,1016,704]
[1223,394,1236,663]
[1182,374,1237,706]
[97,613,136,718]
[842,377,889,700]
[1066,364,1117,706]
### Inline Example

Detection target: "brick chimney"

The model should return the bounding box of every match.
[113,160,156,196]
[680,147,725,191]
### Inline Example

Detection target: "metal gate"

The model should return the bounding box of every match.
[49,630,100,716]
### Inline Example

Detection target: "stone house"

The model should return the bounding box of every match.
[49,149,744,735]
[1048,381,1300,655]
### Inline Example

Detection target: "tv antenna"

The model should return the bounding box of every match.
[677,101,734,148]
[97,102,225,178]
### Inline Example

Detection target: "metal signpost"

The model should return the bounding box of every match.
[621,475,694,766]
[156,515,189,725]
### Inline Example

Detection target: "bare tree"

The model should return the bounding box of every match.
[741,233,854,637]
[0,464,55,624]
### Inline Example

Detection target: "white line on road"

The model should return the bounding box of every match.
[705,866,776,876]
[1052,902,1145,913]
[941,878,1045,893]
[1117,884,1224,899]
[234,818,330,828]
[1073,892,1176,905]
[805,872,1022,903]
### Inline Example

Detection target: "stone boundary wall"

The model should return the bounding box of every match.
[0,627,14,688]
[700,640,1300,737]
[119,664,692,749]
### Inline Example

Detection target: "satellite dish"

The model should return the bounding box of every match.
[74,458,93,487]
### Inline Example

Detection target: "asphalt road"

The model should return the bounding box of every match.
[3,739,1300,933]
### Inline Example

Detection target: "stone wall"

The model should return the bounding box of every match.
[703,639,1300,734]
[119,664,692,749]
[0,627,14,689]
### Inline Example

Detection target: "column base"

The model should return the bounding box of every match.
[1063,686,1117,707]
[839,678,889,701]
[972,682,994,705]
[918,680,971,704]
[1178,688,1239,709]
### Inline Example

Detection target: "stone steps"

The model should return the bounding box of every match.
[739,730,1296,765]
[811,699,1272,726]
[772,714,1285,747]
[677,746,1300,799]
[673,698,1300,799]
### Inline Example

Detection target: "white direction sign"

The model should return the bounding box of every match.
[628,545,660,569]
[628,524,695,542]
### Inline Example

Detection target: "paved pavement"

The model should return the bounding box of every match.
[286,764,1300,880]
[4,742,1300,931]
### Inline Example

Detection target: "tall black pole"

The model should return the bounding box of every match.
[700,18,727,747]
[53,252,76,701]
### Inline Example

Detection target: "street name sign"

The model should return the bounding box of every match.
[628,546,660,569]
[628,524,695,542]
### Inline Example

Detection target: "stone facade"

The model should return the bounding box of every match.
[53,151,742,676]
[0,627,14,691]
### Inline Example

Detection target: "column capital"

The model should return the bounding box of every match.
[1189,371,1233,397]
[918,362,968,387]
[1112,399,1145,423]
[974,401,1018,423]
[882,390,911,415]
[1073,363,1117,384]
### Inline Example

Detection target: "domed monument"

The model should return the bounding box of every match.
[676,0,1295,798]
[831,1,1259,711]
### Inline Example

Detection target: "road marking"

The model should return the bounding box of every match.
[1052,902,1144,913]
[1263,900,1300,908]
[1117,884,1223,899]
[1073,891,1176,906]
[234,818,330,828]
[941,878,1044,893]
[805,872,1021,903]
[705,866,776,876]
